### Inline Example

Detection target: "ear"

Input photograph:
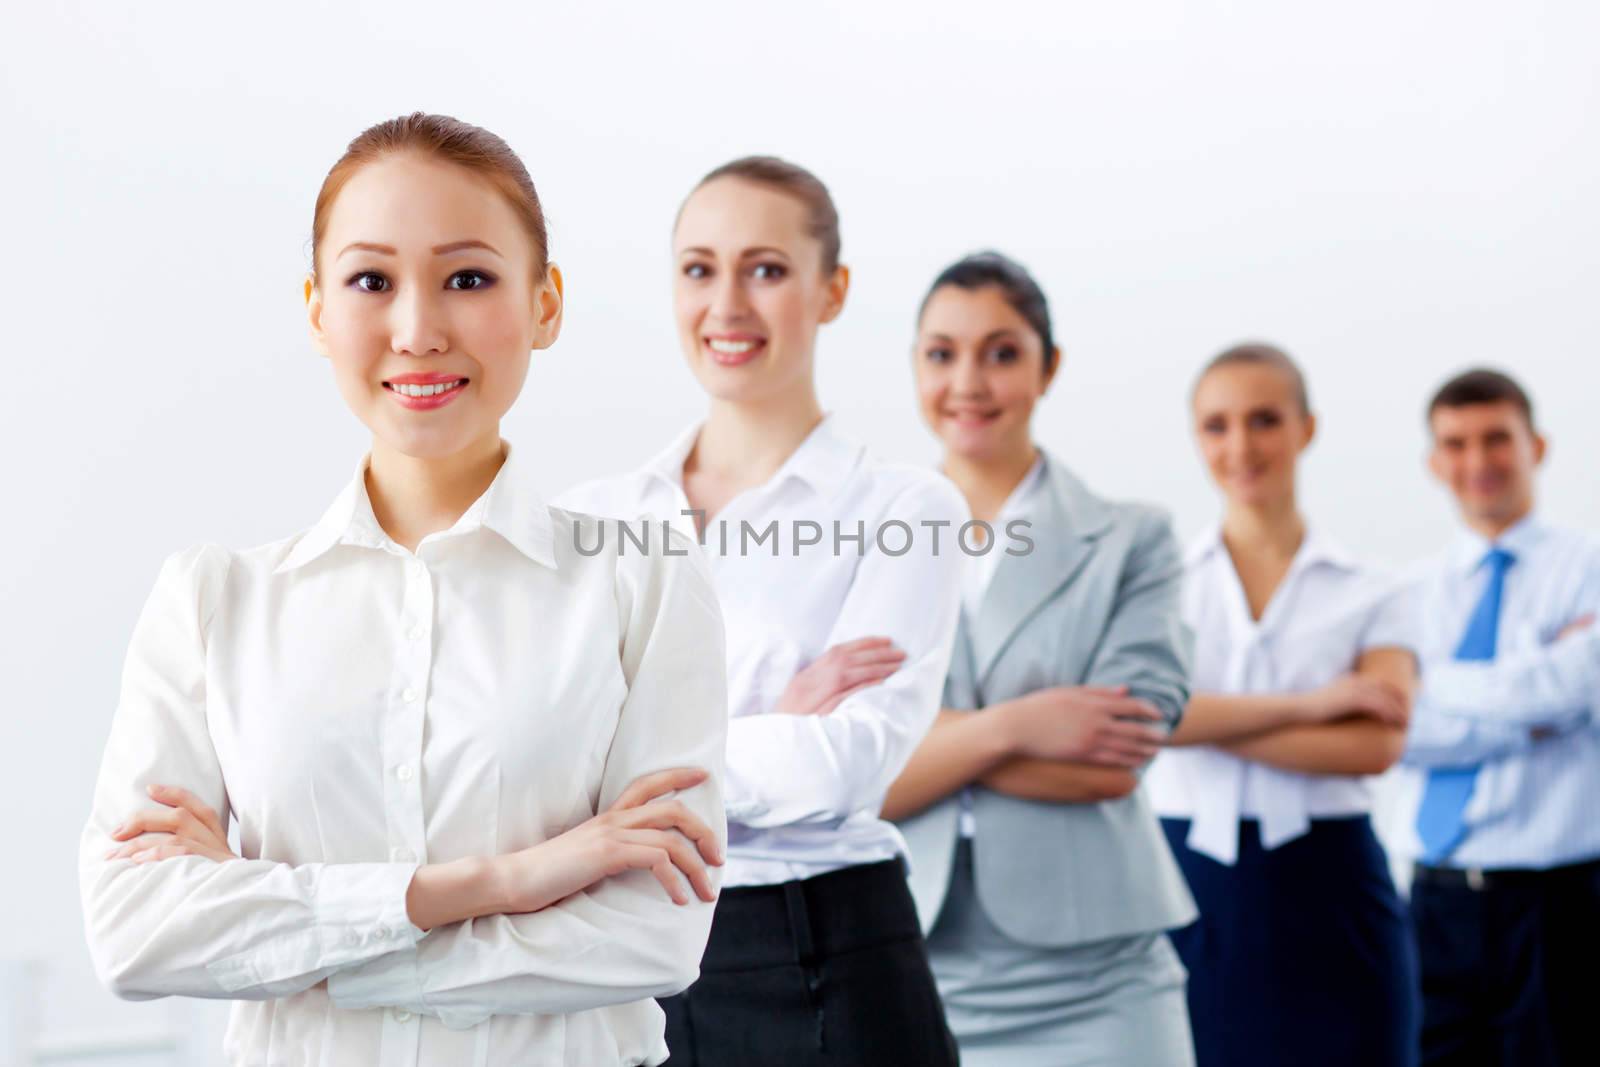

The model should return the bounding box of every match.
[818,264,850,324]
[1426,442,1448,485]
[530,263,565,351]
[1301,410,1318,451]
[305,274,330,359]
[1532,430,1548,465]
[1040,346,1063,393]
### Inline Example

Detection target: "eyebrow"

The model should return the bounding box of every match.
[678,245,792,260]
[337,239,503,260]
[923,329,1023,344]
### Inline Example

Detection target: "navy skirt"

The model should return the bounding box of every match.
[1161,816,1420,1067]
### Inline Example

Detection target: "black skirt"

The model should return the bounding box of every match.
[1161,816,1420,1067]
[659,858,959,1067]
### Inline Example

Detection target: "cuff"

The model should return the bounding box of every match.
[206,861,424,994]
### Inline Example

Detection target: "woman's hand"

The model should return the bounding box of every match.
[992,685,1167,768]
[1295,675,1408,727]
[103,784,237,864]
[774,636,906,716]
[495,767,724,914]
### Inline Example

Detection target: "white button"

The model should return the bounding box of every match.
[394,1009,412,1023]
[408,626,424,641]
[401,688,417,703]
[395,764,413,782]
[409,561,425,577]
[391,847,415,863]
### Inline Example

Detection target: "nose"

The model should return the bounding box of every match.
[1225,425,1252,466]
[708,272,753,324]
[389,285,449,357]
[950,353,986,397]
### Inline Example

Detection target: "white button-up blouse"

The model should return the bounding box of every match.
[78,444,729,1067]
[1145,527,1412,865]
[557,414,968,888]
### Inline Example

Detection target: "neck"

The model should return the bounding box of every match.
[690,387,825,485]
[1221,495,1305,559]
[366,432,507,552]
[941,440,1039,522]
[1464,502,1533,542]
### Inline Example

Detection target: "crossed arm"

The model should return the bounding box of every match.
[82,541,728,1027]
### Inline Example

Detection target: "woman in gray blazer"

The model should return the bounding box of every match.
[884,252,1198,1067]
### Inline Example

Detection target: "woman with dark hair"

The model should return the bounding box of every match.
[1145,342,1420,1066]
[80,113,729,1066]
[884,252,1198,1066]
[558,158,965,1065]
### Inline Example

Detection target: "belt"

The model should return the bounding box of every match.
[700,857,918,971]
[1413,856,1600,892]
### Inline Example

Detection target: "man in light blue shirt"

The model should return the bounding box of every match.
[1399,368,1600,1067]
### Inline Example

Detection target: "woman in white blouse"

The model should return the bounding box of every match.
[79,113,730,1067]
[557,157,966,1066]
[1146,343,1420,1066]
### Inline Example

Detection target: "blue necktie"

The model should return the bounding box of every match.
[1415,546,1515,864]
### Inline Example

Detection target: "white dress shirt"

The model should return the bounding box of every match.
[556,414,968,887]
[79,444,729,1067]
[956,452,1045,836]
[1395,515,1600,869]
[1145,527,1413,865]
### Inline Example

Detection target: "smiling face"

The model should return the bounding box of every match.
[1192,361,1315,509]
[306,152,562,460]
[671,177,848,406]
[914,284,1056,462]
[1428,401,1543,531]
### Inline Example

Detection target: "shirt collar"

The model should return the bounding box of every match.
[643,412,862,499]
[1451,511,1544,573]
[275,442,557,574]
[1185,523,1357,573]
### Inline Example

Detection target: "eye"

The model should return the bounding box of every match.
[989,345,1020,365]
[682,262,711,280]
[348,271,390,294]
[750,262,787,281]
[924,346,953,364]
[1201,417,1226,435]
[1248,411,1283,429]
[447,270,496,291]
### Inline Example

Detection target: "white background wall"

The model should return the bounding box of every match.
[2,1,1596,1058]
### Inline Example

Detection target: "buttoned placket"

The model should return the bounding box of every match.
[381,549,434,1059]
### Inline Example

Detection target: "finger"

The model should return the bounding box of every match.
[648,852,690,905]
[828,636,897,656]
[1097,738,1161,764]
[838,663,901,689]
[1105,721,1167,744]
[147,784,225,841]
[840,647,908,669]
[619,801,723,865]
[609,767,709,811]
[130,842,193,864]
[1097,699,1164,721]
[625,829,716,903]
[105,832,174,860]
[1086,746,1148,768]
[110,809,182,840]
[815,678,881,716]
[1071,685,1130,698]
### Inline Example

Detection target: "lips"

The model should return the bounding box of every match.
[382,375,470,410]
[704,335,766,367]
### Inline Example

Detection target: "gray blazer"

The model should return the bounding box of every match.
[897,453,1198,947]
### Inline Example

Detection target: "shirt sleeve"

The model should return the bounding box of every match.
[79,546,426,1002]
[1413,628,1600,728]
[1083,508,1191,733]
[326,526,729,1028]
[720,477,967,829]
